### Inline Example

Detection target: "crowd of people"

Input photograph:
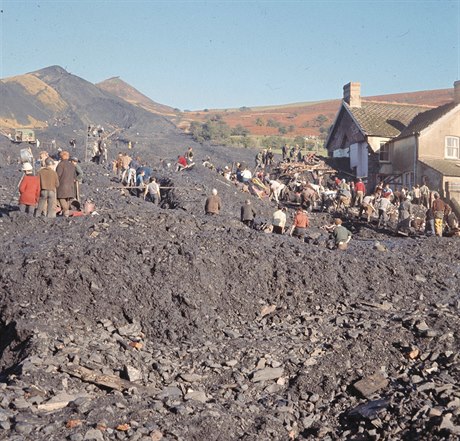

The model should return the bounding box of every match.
[17,150,89,218]
[111,149,192,204]
[15,140,460,248]
[199,151,459,247]
[203,185,352,250]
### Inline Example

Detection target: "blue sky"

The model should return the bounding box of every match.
[1,0,459,110]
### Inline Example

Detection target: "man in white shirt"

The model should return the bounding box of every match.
[377,196,392,228]
[272,206,287,234]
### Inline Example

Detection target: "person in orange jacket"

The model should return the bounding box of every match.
[290,207,309,240]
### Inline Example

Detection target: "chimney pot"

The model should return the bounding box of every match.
[454,80,460,104]
[343,82,361,107]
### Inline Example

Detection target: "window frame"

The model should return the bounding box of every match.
[445,136,459,159]
[379,142,390,162]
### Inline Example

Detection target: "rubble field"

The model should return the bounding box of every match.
[0,139,459,441]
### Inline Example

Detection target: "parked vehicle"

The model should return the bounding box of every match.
[12,128,36,144]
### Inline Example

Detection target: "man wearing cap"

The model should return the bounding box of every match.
[56,151,76,217]
[36,158,59,218]
[18,163,40,215]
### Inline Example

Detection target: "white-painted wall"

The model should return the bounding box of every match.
[368,137,391,153]
[349,142,369,178]
[332,148,349,158]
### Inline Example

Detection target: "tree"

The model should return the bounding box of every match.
[241,136,254,148]
[189,121,205,143]
[267,119,281,128]
[278,126,288,135]
[319,124,333,140]
[190,119,231,143]
[231,124,250,136]
[209,114,222,122]
[316,114,328,126]
[305,139,317,150]
[294,136,305,146]
[255,118,264,126]
[205,120,231,141]
[261,136,287,150]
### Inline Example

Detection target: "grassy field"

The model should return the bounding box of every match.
[206,99,333,113]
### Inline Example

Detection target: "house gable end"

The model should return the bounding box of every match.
[326,104,367,155]
[418,103,460,138]
[325,104,346,152]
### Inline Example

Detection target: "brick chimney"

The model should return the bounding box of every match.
[454,80,460,104]
[343,82,361,108]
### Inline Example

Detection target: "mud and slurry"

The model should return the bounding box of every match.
[0,136,459,441]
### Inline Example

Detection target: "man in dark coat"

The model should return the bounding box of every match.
[56,151,76,217]
[240,199,256,228]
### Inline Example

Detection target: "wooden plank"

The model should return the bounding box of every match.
[61,364,140,391]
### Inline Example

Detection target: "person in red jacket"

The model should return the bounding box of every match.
[354,178,366,207]
[18,162,40,215]
[176,155,188,172]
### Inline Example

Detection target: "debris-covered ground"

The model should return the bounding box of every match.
[0,135,459,441]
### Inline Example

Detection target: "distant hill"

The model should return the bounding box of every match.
[0,66,179,130]
[97,77,177,117]
[1,65,454,143]
[0,69,70,129]
[0,66,186,155]
[174,88,454,138]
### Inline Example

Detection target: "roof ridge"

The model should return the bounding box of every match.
[361,100,436,108]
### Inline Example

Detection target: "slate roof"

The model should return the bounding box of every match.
[420,158,460,178]
[345,101,433,138]
[397,102,459,139]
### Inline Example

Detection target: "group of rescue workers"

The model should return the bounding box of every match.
[17,149,88,218]
[199,148,459,248]
[16,142,459,249]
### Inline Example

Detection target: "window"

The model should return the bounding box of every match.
[379,142,390,162]
[445,136,459,159]
[403,172,414,189]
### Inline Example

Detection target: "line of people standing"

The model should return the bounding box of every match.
[18,151,82,218]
